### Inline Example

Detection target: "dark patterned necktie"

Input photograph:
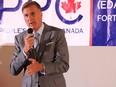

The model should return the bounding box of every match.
[34,32,39,48]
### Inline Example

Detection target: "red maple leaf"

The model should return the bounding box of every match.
[61,0,81,13]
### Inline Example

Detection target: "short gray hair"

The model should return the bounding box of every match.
[22,1,41,12]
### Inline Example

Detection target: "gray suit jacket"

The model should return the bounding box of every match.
[10,23,69,87]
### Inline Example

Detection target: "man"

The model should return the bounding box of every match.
[10,1,69,87]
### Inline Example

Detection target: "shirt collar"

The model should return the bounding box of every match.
[34,23,44,36]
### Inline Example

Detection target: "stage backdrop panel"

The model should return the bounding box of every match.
[92,0,116,46]
[0,0,91,46]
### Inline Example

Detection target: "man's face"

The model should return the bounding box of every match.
[22,5,42,31]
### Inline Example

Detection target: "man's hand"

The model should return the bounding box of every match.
[27,58,44,76]
[23,34,34,53]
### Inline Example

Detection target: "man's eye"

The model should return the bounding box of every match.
[24,14,28,17]
[31,12,35,16]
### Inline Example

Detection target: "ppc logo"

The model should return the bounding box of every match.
[55,0,83,24]
[0,0,51,24]
[0,0,22,24]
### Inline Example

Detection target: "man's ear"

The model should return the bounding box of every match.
[41,12,43,17]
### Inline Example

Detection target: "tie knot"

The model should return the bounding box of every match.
[34,32,39,40]
[34,32,40,48]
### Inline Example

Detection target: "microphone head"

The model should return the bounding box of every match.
[27,28,33,34]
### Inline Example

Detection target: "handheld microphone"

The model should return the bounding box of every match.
[27,28,37,60]
[27,28,34,48]
[27,28,33,34]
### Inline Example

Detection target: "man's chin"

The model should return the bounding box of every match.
[29,25,35,29]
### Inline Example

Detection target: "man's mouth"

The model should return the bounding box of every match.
[29,22,36,26]
[29,22,35,25]
[29,22,36,28]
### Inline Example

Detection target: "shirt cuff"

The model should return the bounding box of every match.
[40,63,46,75]
[23,50,28,59]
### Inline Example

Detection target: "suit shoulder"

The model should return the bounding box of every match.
[47,25,64,32]
[15,31,27,38]
[44,23,64,32]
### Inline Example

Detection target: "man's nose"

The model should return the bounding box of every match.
[27,15,33,21]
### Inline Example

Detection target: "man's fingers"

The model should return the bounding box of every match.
[28,58,36,63]
[27,69,35,76]
[26,34,34,39]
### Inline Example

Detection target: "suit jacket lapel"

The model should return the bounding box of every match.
[36,24,52,62]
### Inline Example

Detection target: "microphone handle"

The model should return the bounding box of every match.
[31,46,37,60]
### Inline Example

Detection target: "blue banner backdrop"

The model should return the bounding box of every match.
[0,0,91,46]
[92,0,116,46]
